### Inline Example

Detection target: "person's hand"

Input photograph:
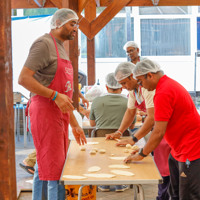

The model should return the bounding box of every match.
[82,97,89,109]
[116,137,135,147]
[105,132,121,140]
[80,109,90,119]
[55,93,74,113]
[124,151,144,163]
[72,126,87,145]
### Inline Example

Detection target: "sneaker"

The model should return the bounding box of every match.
[98,186,110,192]
[115,185,129,192]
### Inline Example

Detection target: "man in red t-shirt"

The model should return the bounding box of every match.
[126,59,200,200]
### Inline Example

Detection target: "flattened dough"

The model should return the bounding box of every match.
[88,166,101,172]
[87,142,99,145]
[111,170,135,176]
[109,156,126,160]
[83,173,116,178]
[63,175,87,179]
[109,164,130,169]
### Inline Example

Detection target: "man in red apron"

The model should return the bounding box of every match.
[18,8,87,200]
[106,62,171,200]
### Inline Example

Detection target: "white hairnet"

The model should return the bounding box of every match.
[123,41,138,51]
[115,62,136,82]
[105,73,122,89]
[134,59,161,77]
[50,8,78,29]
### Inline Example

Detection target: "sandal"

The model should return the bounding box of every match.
[19,163,35,175]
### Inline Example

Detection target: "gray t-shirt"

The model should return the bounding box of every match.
[24,33,69,88]
[89,94,128,129]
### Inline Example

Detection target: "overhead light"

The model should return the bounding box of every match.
[152,0,160,6]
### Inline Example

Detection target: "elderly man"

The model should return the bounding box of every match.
[123,41,141,64]
[106,62,171,200]
[18,8,87,200]
[127,59,200,200]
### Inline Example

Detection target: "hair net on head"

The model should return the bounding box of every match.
[123,41,138,51]
[50,8,78,29]
[115,62,136,82]
[105,73,122,89]
[134,59,161,77]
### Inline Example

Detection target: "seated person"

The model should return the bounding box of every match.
[89,73,132,137]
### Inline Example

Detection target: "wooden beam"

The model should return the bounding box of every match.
[11,0,56,9]
[50,0,62,8]
[89,0,131,39]
[100,0,200,6]
[78,16,91,38]
[78,0,90,15]
[0,0,17,199]
[85,0,96,85]
[68,0,79,109]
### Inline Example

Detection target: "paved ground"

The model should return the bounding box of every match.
[16,135,158,200]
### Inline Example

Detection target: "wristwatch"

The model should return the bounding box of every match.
[132,135,138,142]
[138,148,147,157]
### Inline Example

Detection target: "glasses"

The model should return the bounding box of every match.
[71,23,79,29]
[137,74,148,86]
[126,48,136,55]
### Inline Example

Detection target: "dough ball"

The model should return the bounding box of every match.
[131,145,139,150]
[110,154,115,156]
[99,149,106,154]
[90,150,96,155]
[80,146,86,151]
[126,144,132,149]
[124,149,129,153]
[92,148,98,152]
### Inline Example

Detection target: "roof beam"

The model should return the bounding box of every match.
[100,0,200,6]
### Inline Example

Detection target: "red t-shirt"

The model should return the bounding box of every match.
[154,75,200,162]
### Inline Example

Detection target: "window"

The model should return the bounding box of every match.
[141,18,191,56]
[81,17,134,58]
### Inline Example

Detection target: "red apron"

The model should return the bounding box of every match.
[29,33,73,180]
[134,86,170,177]
[133,86,146,112]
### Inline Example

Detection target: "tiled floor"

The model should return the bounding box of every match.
[16,135,158,200]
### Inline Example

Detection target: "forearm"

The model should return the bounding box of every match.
[142,121,167,155]
[134,115,154,140]
[69,111,80,128]
[118,108,136,133]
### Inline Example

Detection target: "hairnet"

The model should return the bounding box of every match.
[123,41,138,51]
[105,73,122,89]
[50,8,78,29]
[115,62,136,82]
[134,59,161,77]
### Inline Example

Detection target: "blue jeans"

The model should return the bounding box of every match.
[32,162,65,200]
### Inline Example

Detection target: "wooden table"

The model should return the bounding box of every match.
[60,137,162,200]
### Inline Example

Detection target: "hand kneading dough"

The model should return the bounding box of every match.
[109,165,130,169]
[83,173,116,178]
[99,149,106,154]
[126,144,132,149]
[63,175,87,179]
[110,170,135,176]
[88,166,101,172]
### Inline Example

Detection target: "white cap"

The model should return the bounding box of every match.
[134,59,161,77]
[123,41,138,51]
[50,8,78,29]
[115,62,136,82]
[105,73,122,89]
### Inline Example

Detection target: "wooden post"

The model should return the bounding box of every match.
[0,0,17,199]
[65,0,80,109]
[85,0,96,85]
